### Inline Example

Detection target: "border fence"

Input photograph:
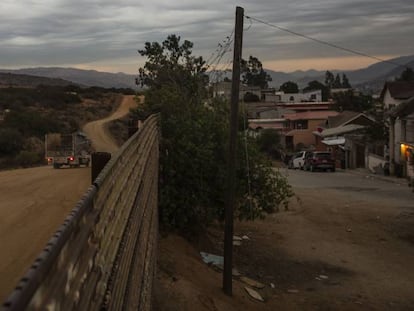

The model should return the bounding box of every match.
[3,115,159,311]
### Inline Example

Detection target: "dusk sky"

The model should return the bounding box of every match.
[1,0,413,74]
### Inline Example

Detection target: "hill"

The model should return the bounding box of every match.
[2,54,413,92]
[0,72,76,88]
[0,68,138,89]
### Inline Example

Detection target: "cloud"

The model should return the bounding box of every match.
[0,0,413,72]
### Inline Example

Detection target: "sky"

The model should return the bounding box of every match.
[1,0,413,74]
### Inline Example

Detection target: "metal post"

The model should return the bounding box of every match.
[223,6,243,296]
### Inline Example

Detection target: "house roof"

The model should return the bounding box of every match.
[313,124,366,138]
[380,81,414,100]
[283,110,338,121]
[389,96,414,118]
[327,111,374,128]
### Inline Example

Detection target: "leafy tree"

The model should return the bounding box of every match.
[397,67,414,81]
[241,56,272,88]
[256,129,281,158]
[341,73,351,88]
[243,92,260,102]
[135,35,293,230]
[303,80,330,101]
[332,91,373,112]
[333,73,342,88]
[0,128,23,156]
[325,71,335,89]
[279,81,299,94]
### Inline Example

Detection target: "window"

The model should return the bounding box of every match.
[295,120,308,129]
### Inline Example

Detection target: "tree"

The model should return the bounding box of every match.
[256,129,281,158]
[397,67,414,81]
[241,56,272,88]
[341,73,352,88]
[325,71,335,89]
[332,91,373,112]
[135,35,293,230]
[303,80,330,101]
[333,73,342,88]
[279,81,299,94]
[0,128,23,156]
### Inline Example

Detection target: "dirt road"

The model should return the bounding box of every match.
[0,95,135,302]
[153,168,414,311]
[83,95,137,153]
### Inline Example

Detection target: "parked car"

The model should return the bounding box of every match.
[304,151,335,172]
[290,151,308,169]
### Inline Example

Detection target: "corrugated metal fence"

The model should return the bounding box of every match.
[3,115,159,311]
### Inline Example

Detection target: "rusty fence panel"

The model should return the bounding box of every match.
[2,115,159,311]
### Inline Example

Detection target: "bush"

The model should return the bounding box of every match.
[15,151,42,167]
[0,128,24,156]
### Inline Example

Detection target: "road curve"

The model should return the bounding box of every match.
[83,95,137,153]
[0,95,136,302]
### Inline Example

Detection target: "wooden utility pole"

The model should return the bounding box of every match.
[223,6,244,296]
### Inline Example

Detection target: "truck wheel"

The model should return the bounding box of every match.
[53,163,61,169]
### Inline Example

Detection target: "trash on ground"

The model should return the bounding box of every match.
[233,240,242,246]
[200,252,223,267]
[242,235,250,240]
[240,276,265,289]
[270,283,275,289]
[232,268,241,277]
[287,289,299,294]
[244,287,264,302]
[233,235,243,241]
[319,275,329,280]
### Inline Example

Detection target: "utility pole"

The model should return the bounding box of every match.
[223,6,244,296]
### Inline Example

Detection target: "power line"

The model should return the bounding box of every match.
[245,15,409,69]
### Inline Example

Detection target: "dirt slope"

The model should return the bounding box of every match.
[0,95,135,302]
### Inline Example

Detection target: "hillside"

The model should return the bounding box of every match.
[0,72,76,88]
[0,68,138,89]
[2,54,413,92]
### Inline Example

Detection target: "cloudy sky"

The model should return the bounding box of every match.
[1,0,413,73]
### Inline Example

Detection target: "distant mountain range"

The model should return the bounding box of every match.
[0,67,138,89]
[1,55,413,92]
[265,55,414,92]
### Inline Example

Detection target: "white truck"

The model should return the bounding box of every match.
[45,132,91,168]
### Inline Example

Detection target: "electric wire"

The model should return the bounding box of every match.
[240,95,253,219]
[245,15,409,69]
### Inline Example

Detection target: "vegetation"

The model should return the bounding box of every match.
[0,84,127,169]
[396,67,414,81]
[332,90,373,112]
[303,80,330,101]
[135,34,293,231]
[241,56,272,89]
[279,81,299,94]
[325,70,351,89]
[256,128,282,158]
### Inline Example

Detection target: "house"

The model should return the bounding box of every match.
[388,96,414,179]
[278,90,322,103]
[312,111,376,169]
[380,81,414,110]
[283,110,339,150]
